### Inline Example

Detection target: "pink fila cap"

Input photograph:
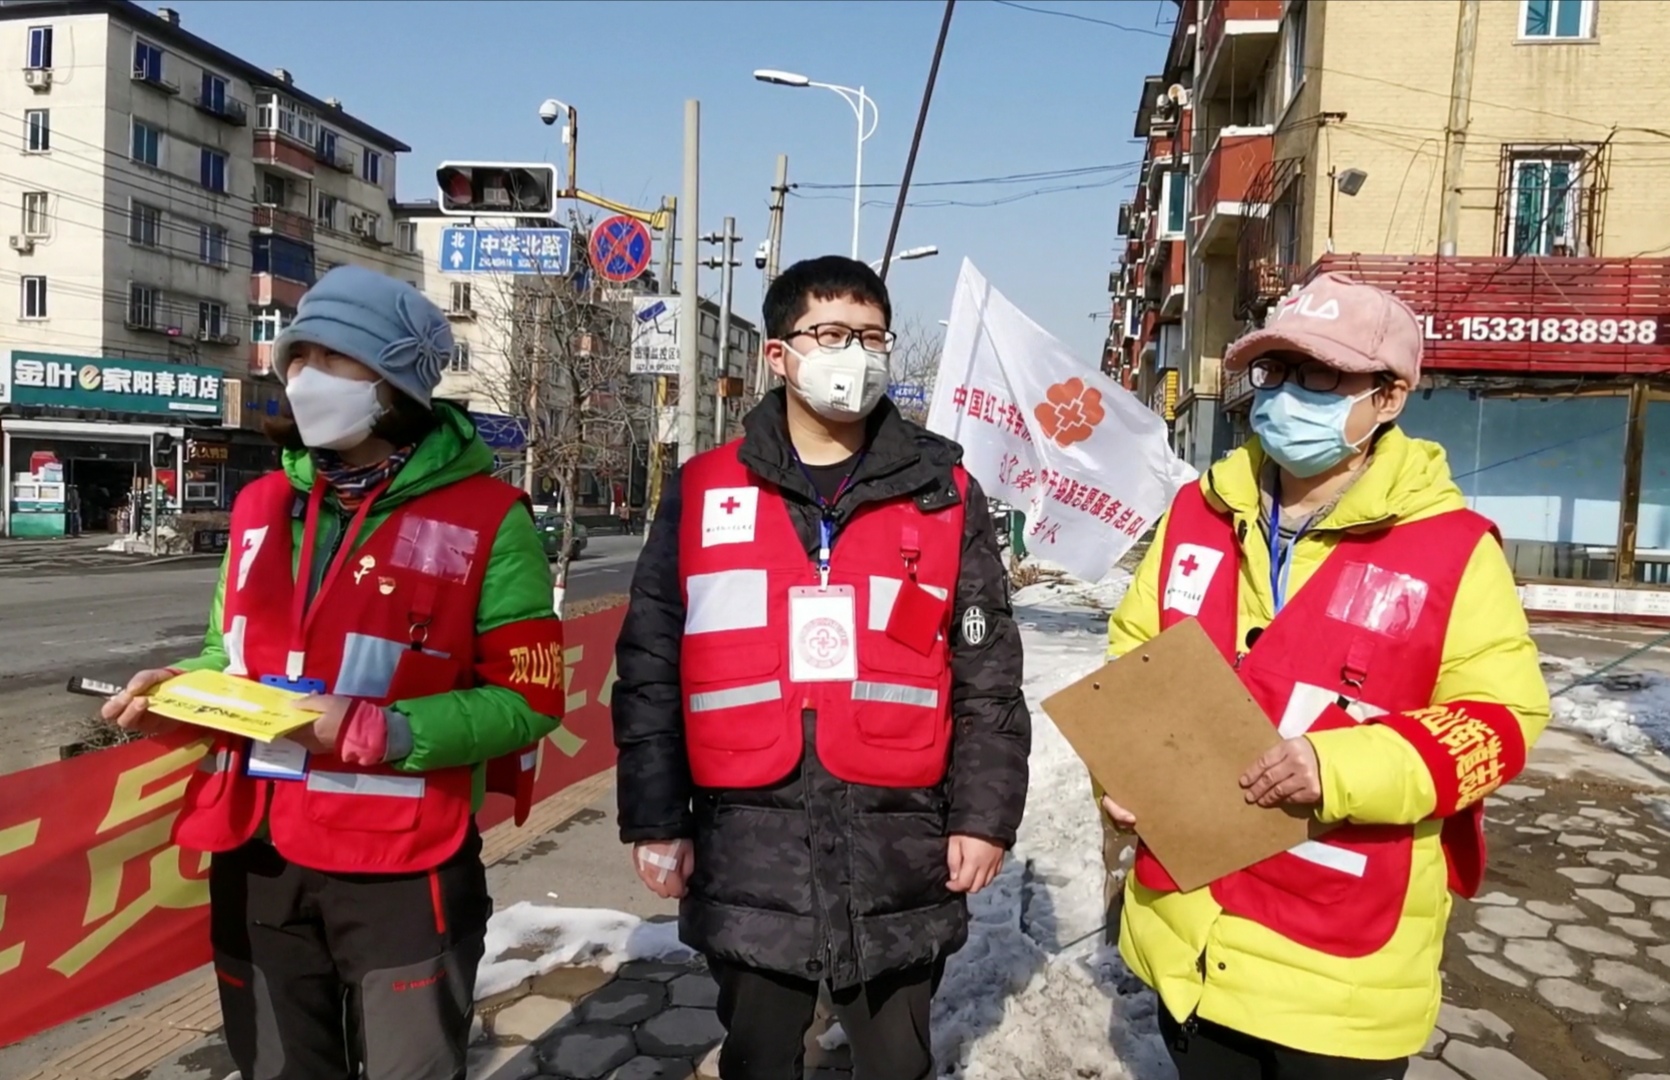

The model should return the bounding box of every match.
[1225,272,1423,386]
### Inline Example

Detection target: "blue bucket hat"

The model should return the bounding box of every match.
[273,265,452,407]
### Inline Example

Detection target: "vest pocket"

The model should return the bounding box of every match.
[299,769,426,833]
[683,637,785,752]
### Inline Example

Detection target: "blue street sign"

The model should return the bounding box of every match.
[889,383,927,403]
[439,227,572,276]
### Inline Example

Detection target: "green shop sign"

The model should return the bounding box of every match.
[0,350,222,417]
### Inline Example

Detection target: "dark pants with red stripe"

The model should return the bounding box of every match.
[208,829,491,1080]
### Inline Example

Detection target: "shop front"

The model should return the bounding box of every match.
[0,350,224,539]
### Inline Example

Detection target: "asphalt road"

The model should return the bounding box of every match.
[0,533,645,775]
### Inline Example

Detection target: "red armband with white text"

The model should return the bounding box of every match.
[1373,701,1528,817]
[476,617,566,720]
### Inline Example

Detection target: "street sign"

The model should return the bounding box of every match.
[590,215,653,283]
[435,162,558,218]
[890,383,928,403]
[439,227,572,276]
[631,296,680,375]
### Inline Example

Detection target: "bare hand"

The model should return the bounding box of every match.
[1241,736,1323,808]
[1101,795,1137,831]
[291,694,351,755]
[101,668,179,737]
[947,835,1006,894]
[633,840,694,899]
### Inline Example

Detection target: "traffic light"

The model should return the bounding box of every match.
[435,162,558,218]
[151,432,176,468]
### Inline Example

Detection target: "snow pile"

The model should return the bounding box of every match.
[1542,655,1670,756]
[933,585,1171,1079]
[474,904,692,998]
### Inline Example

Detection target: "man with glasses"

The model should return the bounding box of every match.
[613,255,1029,1079]
[1100,273,1548,1079]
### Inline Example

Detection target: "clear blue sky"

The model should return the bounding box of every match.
[166,0,1172,359]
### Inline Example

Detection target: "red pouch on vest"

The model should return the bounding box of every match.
[887,581,946,656]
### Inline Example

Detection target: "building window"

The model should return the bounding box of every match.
[200,223,229,267]
[27,26,52,69]
[22,191,49,237]
[24,109,49,152]
[255,90,316,148]
[201,72,227,112]
[252,235,317,284]
[250,306,287,343]
[130,119,161,167]
[317,128,337,160]
[133,39,164,83]
[129,201,162,248]
[1283,0,1308,105]
[200,148,228,193]
[1503,149,1587,256]
[260,171,288,207]
[1160,169,1188,238]
[450,281,473,314]
[316,193,339,230]
[21,276,47,320]
[396,220,418,252]
[448,343,471,373]
[199,301,227,338]
[363,150,382,186]
[1521,0,1593,39]
[128,284,160,329]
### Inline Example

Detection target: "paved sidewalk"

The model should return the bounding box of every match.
[0,535,195,575]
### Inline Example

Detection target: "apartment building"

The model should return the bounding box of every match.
[0,0,420,537]
[1113,0,1670,618]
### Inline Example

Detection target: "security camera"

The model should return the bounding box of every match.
[538,99,562,126]
[754,241,769,271]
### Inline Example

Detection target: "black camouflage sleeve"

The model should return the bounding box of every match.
[945,474,1031,845]
[612,467,695,843]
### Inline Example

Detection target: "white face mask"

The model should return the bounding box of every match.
[786,340,890,421]
[285,365,386,450]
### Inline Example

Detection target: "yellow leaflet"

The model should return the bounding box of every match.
[146,670,320,743]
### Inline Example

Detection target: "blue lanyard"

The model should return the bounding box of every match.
[1267,508,1312,615]
[793,452,865,588]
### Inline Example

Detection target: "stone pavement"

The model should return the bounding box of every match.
[0,534,194,575]
[470,957,854,1080]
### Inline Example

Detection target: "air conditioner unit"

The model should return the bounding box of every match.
[8,235,35,253]
[23,67,52,91]
[350,215,378,239]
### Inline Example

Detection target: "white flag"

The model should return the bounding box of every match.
[926,259,1197,583]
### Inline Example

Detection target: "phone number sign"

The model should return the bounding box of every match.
[1424,315,1666,346]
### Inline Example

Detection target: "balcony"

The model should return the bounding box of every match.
[252,203,314,244]
[254,132,314,178]
[194,93,248,126]
[131,65,179,96]
[1199,0,1283,103]
[1196,127,1274,254]
[1143,239,1187,320]
[1306,254,1670,376]
[248,342,275,377]
[249,275,308,309]
[315,142,357,174]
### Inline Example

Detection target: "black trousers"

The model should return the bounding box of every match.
[1160,1012,1410,1080]
[710,958,943,1080]
[208,830,492,1080]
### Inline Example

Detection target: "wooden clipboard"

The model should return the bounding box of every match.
[1042,617,1323,892]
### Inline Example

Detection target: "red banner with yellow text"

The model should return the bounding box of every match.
[0,603,625,1048]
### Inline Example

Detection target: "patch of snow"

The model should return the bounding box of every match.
[1543,654,1670,757]
[933,584,1170,1078]
[474,904,693,999]
[1010,568,1132,615]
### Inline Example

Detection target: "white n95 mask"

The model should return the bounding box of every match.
[788,341,890,421]
[285,366,386,450]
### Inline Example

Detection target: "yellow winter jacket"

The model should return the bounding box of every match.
[1105,428,1549,1060]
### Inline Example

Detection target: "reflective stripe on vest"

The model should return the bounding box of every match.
[851,681,940,709]
[305,770,426,799]
[689,681,784,713]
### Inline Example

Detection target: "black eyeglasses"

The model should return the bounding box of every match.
[1249,357,1359,394]
[790,323,897,353]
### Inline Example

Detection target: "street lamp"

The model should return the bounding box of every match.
[869,245,939,272]
[537,97,578,196]
[753,68,877,261]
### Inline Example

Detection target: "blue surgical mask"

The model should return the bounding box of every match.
[1250,383,1377,479]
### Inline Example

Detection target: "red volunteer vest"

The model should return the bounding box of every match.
[174,470,541,874]
[1139,484,1495,958]
[676,443,967,790]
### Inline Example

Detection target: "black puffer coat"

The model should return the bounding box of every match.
[612,391,1030,988]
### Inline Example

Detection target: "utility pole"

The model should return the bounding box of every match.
[1437,0,1480,257]
[757,154,789,398]
[644,194,677,537]
[702,217,741,447]
[677,100,701,465]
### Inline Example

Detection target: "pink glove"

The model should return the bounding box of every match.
[334,700,389,765]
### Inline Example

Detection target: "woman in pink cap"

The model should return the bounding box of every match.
[1100,273,1549,1078]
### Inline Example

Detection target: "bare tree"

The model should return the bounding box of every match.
[888,315,944,425]
[468,222,652,608]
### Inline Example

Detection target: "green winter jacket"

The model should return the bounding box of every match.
[173,404,560,809]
